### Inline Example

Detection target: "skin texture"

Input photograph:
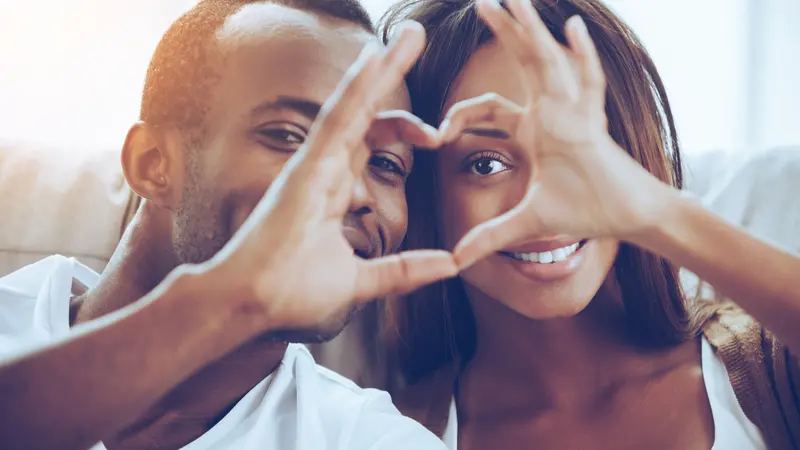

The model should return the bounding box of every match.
[437,39,619,320]
[0,5,456,450]
[412,0,800,448]
[93,6,415,449]
[438,37,714,450]
[427,1,712,449]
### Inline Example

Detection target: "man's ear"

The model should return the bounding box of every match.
[121,122,184,209]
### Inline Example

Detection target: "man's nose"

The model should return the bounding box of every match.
[348,173,377,216]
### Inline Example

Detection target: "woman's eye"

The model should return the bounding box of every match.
[470,157,510,176]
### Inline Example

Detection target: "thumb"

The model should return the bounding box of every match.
[453,204,532,270]
[354,250,457,303]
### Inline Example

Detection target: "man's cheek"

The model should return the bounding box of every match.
[231,202,259,233]
[379,199,409,254]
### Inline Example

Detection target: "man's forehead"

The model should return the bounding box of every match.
[217,3,368,56]
[211,2,410,115]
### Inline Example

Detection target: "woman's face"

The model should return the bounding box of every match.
[437,41,619,318]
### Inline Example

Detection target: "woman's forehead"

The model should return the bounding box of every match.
[442,41,527,116]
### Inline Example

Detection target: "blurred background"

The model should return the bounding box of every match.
[0,0,798,153]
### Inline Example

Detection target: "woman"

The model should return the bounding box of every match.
[382,0,800,448]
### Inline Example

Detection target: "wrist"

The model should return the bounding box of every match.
[165,263,273,349]
[623,185,697,251]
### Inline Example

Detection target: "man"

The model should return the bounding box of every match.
[0,0,454,449]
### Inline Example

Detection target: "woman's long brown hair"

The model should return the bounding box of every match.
[381,0,711,391]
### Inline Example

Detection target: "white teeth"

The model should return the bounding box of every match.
[508,242,581,264]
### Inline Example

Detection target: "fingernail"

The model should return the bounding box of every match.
[392,20,422,44]
[397,20,422,32]
[480,0,502,10]
[570,15,588,38]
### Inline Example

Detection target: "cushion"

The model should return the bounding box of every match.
[0,141,133,275]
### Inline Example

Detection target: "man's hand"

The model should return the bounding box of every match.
[206,22,457,333]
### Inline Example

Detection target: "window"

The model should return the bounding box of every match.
[0,0,796,153]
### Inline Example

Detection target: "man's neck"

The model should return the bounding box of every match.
[72,203,287,449]
[72,202,179,326]
[106,340,287,450]
[458,278,697,417]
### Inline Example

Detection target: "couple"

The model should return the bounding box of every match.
[1,0,800,449]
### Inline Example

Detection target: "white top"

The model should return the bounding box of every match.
[0,256,446,450]
[441,338,766,450]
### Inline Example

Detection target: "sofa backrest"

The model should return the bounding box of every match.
[2,142,799,273]
[0,140,135,275]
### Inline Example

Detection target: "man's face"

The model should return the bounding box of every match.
[171,4,413,338]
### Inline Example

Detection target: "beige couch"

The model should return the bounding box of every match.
[0,141,136,274]
[3,140,799,276]
[2,140,799,385]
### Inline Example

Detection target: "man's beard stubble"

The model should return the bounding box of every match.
[172,155,231,265]
[257,305,360,344]
[172,166,361,345]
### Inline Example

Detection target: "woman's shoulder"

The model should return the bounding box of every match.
[702,302,764,348]
[701,303,800,448]
[701,302,784,386]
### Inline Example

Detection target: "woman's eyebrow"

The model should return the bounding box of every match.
[464,127,510,139]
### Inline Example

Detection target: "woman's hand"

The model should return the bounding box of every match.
[441,0,674,268]
[439,0,800,358]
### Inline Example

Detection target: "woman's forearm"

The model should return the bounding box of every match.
[630,189,800,350]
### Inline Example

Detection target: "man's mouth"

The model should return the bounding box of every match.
[500,239,589,264]
[343,224,379,260]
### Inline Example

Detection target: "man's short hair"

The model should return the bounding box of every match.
[139,0,374,133]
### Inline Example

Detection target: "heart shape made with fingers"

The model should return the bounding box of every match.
[430,0,669,269]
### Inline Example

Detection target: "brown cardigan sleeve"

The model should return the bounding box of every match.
[704,304,800,449]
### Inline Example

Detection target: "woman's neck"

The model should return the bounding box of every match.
[459,278,696,415]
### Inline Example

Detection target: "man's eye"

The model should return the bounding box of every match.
[259,128,305,145]
[369,154,406,177]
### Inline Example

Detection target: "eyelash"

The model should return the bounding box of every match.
[462,150,512,176]
[370,153,407,178]
[256,127,407,180]
[257,126,306,150]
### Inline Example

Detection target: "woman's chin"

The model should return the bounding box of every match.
[504,291,595,320]
[460,238,619,320]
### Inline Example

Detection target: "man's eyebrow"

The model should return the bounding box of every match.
[463,128,510,139]
[250,96,322,120]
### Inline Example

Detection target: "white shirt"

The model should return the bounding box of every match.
[441,338,766,450]
[0,256,446,450]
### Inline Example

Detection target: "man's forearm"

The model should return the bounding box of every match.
[0,266,265,450]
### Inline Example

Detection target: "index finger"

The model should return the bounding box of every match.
[303,22,427,160]
[367,110,443,151]
[453,198,534,269]
[477,0,576,100]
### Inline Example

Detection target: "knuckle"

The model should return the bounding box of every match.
[517,52,540,70]
[396,256,417,295]
[484,93,504,107]
[320,109,345,133]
